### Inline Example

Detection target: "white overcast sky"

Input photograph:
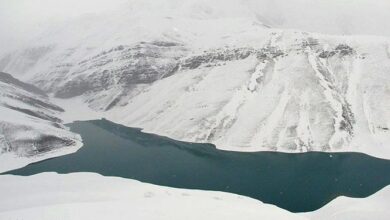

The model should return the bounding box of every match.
[0,0,125,24]
[1,0,390,53]
[0,0,126,52]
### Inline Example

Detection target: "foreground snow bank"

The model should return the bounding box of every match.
[1,172,389,220]
[0,172,305,220]
[304,186,390,220]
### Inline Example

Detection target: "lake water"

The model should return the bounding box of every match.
[4,119,390,212]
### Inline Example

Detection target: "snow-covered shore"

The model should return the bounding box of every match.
[1,172,389,220]
[0,172,305,220]
[303,185,390,220]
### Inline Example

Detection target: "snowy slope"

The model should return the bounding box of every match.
[0,72,82,173]
[105,33,390,159]
[0,1,389,158]
[0,172,306,220]
[303,186,390,220]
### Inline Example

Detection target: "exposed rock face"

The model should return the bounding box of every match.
[24,42,188,111]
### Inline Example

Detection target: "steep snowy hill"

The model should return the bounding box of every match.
[0,1,389,158]
[0,72,82,172]
[106,33,390,158]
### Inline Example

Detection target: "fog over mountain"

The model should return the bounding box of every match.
[1,0,390,55]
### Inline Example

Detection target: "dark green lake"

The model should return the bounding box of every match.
[4,119,390,212]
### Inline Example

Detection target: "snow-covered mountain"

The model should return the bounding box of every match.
[106,33,390,158]
[0,72,82,172]
[0,0,389,158]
